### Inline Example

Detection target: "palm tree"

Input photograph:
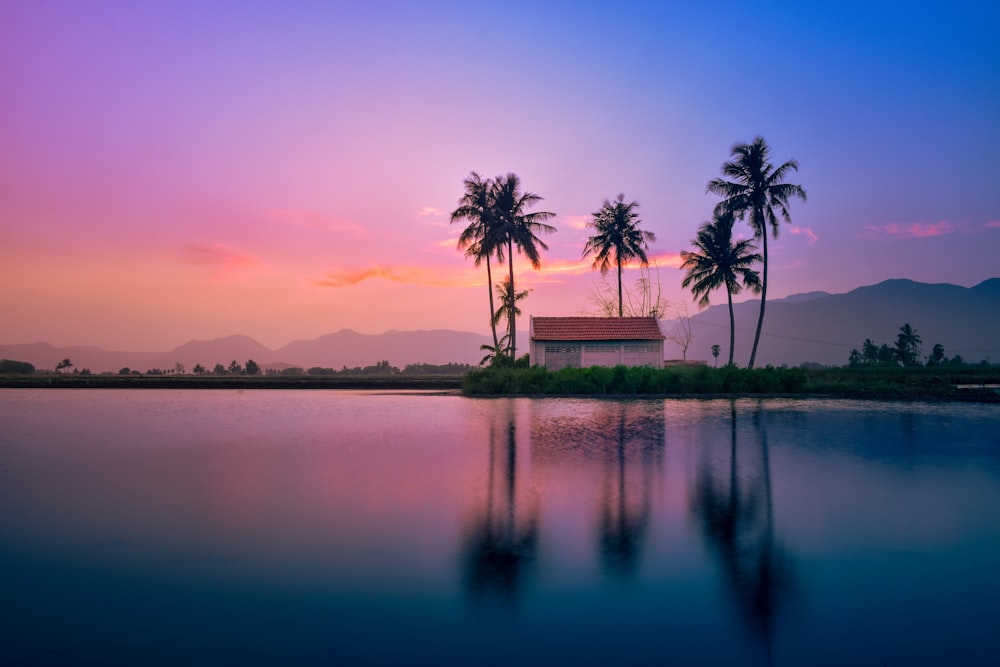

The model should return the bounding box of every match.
[895,323,922,366]
[491,173,556,360]
[680,212,761,366]
[708,137,806,368]
[492,278,530,356]
[582,194,657,317]
[451,172,505,351]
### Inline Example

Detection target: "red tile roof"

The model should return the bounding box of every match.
[530,317,664,341]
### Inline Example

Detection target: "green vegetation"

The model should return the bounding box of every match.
[462,364,999,401]
[0,359,35,374]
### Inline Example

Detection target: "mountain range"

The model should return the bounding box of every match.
[663,277,1000,367]
[2,278,998,372]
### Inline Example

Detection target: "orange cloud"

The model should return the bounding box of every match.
[311,263,480,288]
[863,220,959,238]
[180,243,276,282]
[267,209,365,235]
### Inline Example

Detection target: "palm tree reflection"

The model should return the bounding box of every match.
[460,401,539,606]
[596,402,662,580]
[690,401,794,659]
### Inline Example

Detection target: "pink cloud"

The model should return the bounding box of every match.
[267,209,365,235]
[180,243,275,282]
[789,226,819,244]
[863,220,959,239]
[562,215,590,231]
[984,220,1000,229]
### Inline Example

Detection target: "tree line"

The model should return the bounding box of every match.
[847,323,969,367]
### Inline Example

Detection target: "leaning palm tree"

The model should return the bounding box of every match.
[582,194,657,317]
[708,137,806,368]
[680,212,762,366]
[491,173,556,360]
[451,172,504,351]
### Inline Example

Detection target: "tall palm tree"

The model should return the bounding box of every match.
[582,194,657,317]
[451,172,504,351]
[491,173,556,360]
[707,137,806,368]
[680,212,761,366]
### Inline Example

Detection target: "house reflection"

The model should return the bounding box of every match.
[459,400,539,606]
[689,401,794,659]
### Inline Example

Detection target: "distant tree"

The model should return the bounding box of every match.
[582,194,656,317]
[193,363,205,374]
[174,362,186,375]
[711,345,721,367]
[927,343,945,367]
[281,367,305,376]
[0,359,35,374]
[945,354,965,367]
[79,368,92,376]
[55,358,74,373]
[680,212,761,366]
[228,360,242,374]
[895,323,922,367]
[877,344,897,366]
[861,338,879,365]
[848,349,862,367]
[664,301,694,360]
[708,136,806,369]
[213,363,227,376]
[245,359,260,375]
[118,367,131,375]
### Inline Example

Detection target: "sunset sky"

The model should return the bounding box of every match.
[2,0,998,351]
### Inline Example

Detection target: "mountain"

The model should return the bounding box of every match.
[663,278,1000,367]
[1,330,493,373]
[4,279,998,372]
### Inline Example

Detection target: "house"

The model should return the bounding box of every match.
[529,316,665,371]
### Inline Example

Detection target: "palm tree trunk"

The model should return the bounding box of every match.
[617,257,623,317]
[486,255,499,351]
[727,286,735,366]
[748,229,767,369]
[508,240,516,360]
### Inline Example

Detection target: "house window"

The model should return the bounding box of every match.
[624,344,658,353]
[545,345,581,354]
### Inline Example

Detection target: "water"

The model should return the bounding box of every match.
[1,390,998,665]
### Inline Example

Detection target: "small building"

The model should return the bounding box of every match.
[529,316,665,371]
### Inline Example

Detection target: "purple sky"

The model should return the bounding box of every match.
[2,0,998,350]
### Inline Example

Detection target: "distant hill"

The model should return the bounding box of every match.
[4,279,998,372]
[1,330,493,373]
[663,278,1000,366]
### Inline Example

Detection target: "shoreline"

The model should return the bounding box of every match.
[2,373,998,402]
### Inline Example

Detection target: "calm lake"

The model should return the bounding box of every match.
[1,390,998,665]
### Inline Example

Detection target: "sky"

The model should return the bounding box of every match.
[2,0,998,351]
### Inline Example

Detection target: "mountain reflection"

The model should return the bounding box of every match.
[460,400,539,606]
[690,400,794,659]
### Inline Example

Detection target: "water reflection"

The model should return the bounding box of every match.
[530,400,665,580]
[690,400,794,659]
[459,400,539,605]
